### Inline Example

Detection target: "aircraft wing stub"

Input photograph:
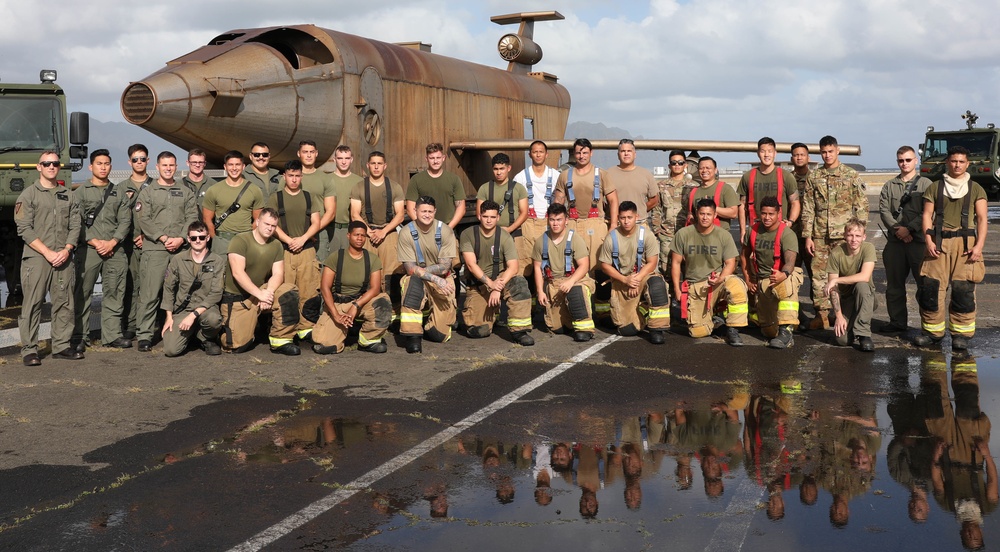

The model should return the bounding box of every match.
[450,140,861,156]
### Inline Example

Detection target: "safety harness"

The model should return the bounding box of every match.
[275,190,312,239]
[746,168,784,223]
[566,168,601,219]
[541,230,576,280]
[610,227,646,273]
[929,183,976,253]
[333,249,371,301]
[472,229,503,284]
[523,167,553,219]
[363,177,394,226]
[686,182,724,227]
[408,220,443,267]
[748,222,786,278]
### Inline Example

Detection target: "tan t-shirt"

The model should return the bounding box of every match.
[604,165,657,221]
[396,220,458,266]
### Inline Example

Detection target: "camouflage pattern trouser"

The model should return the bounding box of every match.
[809,237,843,312]
[753,268,804,338]
[312,293,392,353]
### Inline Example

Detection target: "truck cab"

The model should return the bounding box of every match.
[919,111,1000,197]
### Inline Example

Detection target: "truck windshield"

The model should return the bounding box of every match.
[0,97,63,152]
[923,132,995,161]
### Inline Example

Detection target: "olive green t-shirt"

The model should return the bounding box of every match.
[203,180,265,233]
[598,227,659,276]
[224,232,284,295]
[406,170,465,224]
[460,227,517,279]
[743,223,799,280]
[670,225,738,282]
[396,221,458,266]
[682,181,740,230]
[922,181,987,230]
[332,173,363,224]
[476,179,528,228]
[350,178,405,226]
[323,249,382,297]
[737,168,799,220]
[531,230,589,276]
[828,241,876,294]
[266,190,318,238]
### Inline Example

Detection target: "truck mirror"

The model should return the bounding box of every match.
[70,145,88,161]
[70,112,89,146]
[918,144,924,157]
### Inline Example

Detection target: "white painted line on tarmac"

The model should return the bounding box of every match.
[0,323,43,349]
[227,334,623,552]
[703,476,765,552]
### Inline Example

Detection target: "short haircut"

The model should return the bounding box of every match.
[259,207,279,221]
[425,143,445,155]
[619,200,637,214]
[896,145,916,156]
[790,142,809,153]
[188,148,207,159]
[844,217,866,233]
[758,195,780,210]
[757,137,776,149]
[819,135,838,148]
[39,150,59,160]
[368,150,386,162]
[348,220,368,233]
[298,140,317,150]
[618,138,635,147]
[529,140,548,151]
[157,151,176,162]
[695,198,717,211]
[699,156,717,168]
[90,149,110,163]
[947,145,970,158]
[546,203,568,218]
[223,150,244,164]
[573,138,593,151]
[491,153,510,166]
[669,149,686,159]
[284,159,303,172]
[187,221,209,235]
[335,144,352,154]
[480,199,501,214]
[251,142,269,151]
[127,144,148,158]
[416,195,436,208]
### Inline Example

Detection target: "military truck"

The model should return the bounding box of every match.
[0,70,89,305]
[919,110,1000,197]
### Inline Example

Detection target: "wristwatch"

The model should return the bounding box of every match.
[351,301,360,310]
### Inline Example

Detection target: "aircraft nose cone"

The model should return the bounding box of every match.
[122,82,155,125]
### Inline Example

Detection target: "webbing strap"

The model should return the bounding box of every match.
[408,221,442,267]
[334,249,371,295]
[747,168,783,223]
[473,229,503,279]
[687,182,723,227]
[363,177,394,225]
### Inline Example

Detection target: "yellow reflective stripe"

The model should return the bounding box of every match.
[296,329,312,339]
[358,333,379,346]
[948,321,976,333]
[508,317,532,329]
[648,308,670,319]
[638,306,649,316]
[400,313,423,323]
[573,320,596,331]
[953,361,977,373]
[391,313,400,323]
[727,303,749,314]
[748,312,759,323]
[269,336,293,347]
[922,321,946,333]
[778,301,799,311]
[593,303,611,313]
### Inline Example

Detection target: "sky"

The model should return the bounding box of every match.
[4,0,1000,170]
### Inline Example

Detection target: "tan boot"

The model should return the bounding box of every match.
[807,310,830,331]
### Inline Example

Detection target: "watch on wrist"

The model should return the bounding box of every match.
[351,301,360,310]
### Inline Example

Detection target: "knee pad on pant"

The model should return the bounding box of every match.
[302,295,322,323]
[724,277,748,304]
[467,324,492,338]
[373,296,393,329]
[278,289,301,326]
[567,286,589,320]
[425,326,448,342]
[646,276,669,307]
[508,276,531,301]
[951,280,976,314]
[917,278,940,311]
[618,323,639,337]
[402,278,425,310]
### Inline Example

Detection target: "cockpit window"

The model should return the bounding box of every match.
[249,28,334,69]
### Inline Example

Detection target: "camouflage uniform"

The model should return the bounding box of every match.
[650,177,684,275]
[800,164,868,313]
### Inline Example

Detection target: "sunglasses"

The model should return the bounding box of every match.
[39,161,61,168]
[669,161,686,166]
[250,152,270,158]
[897,158,915,163]
[131,156,148,163]
[188,235,209,242]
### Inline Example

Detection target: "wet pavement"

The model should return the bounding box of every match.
[1,206,1000,551]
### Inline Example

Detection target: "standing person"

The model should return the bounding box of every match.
[651,150,687,275]
[800,135,869,330]
[72,149,132,352]
[740,196,802,349]
[598,201,669,343]
[202,151,264,259]
[682,157,739,229]
[914,146,988,351]
[476,153,529,272]
[878,146,932,333]
[242,142,281,198]
[737,137,800,240]
[823,218,877,352]
[553,138,619,273]
[15,151,81,365]
[311,221,392,354]
[460,199,534,346]
[329,145,362,254]
[605,139,658,227]
[405,143,467,229]
[133,151,199,352]
[670,198,748,346]
[789,142,812,271]
[350,151,405,292]
[513,140,559,278]
[532,203,596,342]
[221,208,301,355]
[181,148,216,214]
[296,140,337,261]
[120,144,154,340]
[267,160,322,342]
[160,221,224,357]
[397,196,458,353]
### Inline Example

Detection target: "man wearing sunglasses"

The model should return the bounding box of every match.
[160,221,224,356]
[651,150,686,275]
[15,152,82,365]
[243,142,281,198]
[119,144,154,341]
[878,145,931,334]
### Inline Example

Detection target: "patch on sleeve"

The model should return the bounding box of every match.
[14,202,21,216]
[134,200,143,212]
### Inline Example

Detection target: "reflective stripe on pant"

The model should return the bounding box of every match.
[833,281,876,345]
[610,274,670,331]
[398,274,455,338]
[685,275,748,338]
[462,276,532,334]
[883,239,925,328]
[542,276,596,334]
[808,237,842,312]
[283,247,321,332]
[312,292,391,353]
[753,267,804,338]
[19,256,74,357]
[520,218,549,278]
[221,283,299,350]
[162,306,222,357]
[919,236,982,338]
[73,246,127,343]
[567,217,608,278]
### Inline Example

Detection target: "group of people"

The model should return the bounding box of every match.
[13,134,987,365]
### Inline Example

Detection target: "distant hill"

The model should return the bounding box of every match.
[89,119,178,164]
[565,121,671,170]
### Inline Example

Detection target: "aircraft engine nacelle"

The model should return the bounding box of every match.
[498,34,542,66]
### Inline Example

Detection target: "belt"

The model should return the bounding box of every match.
[334,292,361,303]
[334,222,349,229]
[216,231,240,240]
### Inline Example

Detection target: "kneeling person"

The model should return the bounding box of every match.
[823,218,876,352]
[461,199,534,346]
[741,196,803,349]
[160,222,224,356]
[222,208,301,355]
[312,221,392,354]
[532,203,596,342]
[598,201,669,343]
[671,198,748,346]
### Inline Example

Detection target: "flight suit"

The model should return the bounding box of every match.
[181,174,216,215]
[120,175,154,337]
[243,167,281,199]
[161,251,225,356]
[878,174,931,329]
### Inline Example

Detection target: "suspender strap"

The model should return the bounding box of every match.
[541,232,551,275]
[363,178,394,225]
[611,230,620,271]
[591,168,601,208]
[473,229,503,279]
[750,222,787,277]
[687,183,724,227]
[488,182,516,227]
[564,230,575,275]
[747,168,784,223]
[276,191,313,237]
[408,221,442,267]
[637,227,645,272]
[334,249,371,297]
[540,231,575,278]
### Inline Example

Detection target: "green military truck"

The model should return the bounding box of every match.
[0,70,89,305]
[920,110,1000,198]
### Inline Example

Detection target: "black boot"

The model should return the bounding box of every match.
[405,336,422,354]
